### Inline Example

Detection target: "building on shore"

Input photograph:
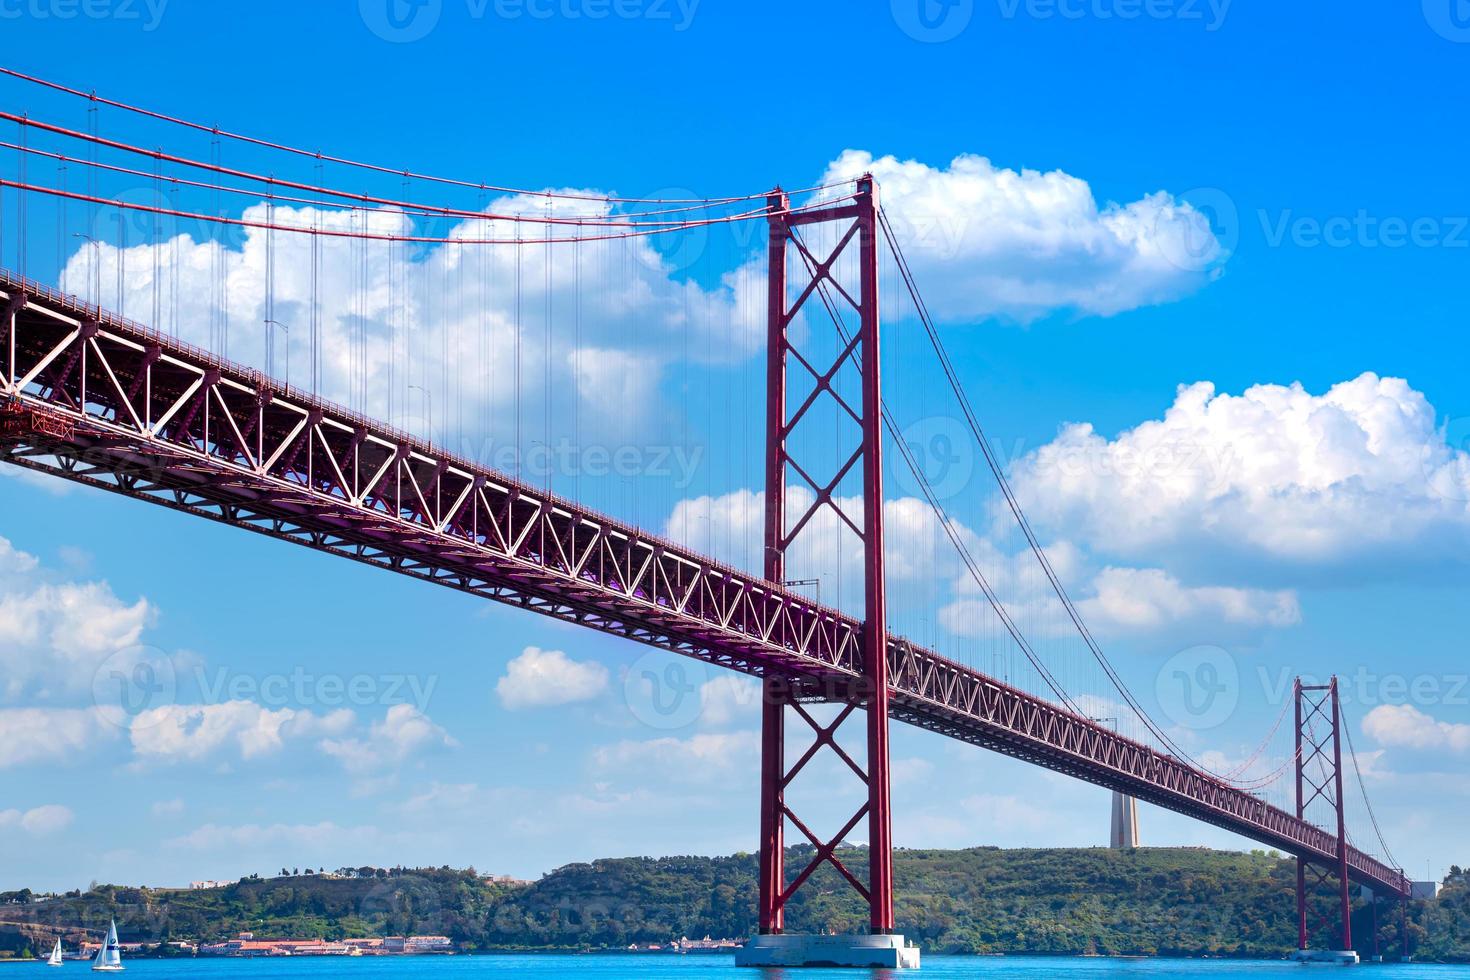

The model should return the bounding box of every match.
[675,936,742,953]
[199,934,451,957]
[626,937,742,954]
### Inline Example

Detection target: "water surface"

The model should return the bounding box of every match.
[39,954,1457,979]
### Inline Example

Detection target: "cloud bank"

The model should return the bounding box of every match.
[820,149,1224,322]
[1008,373,1470,577]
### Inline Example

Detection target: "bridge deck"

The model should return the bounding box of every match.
[0,271,1408,899]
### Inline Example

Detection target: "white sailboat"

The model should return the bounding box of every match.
[91,921,123,972]
[46,938,63,967]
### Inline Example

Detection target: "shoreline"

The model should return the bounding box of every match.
[6,949,1454,965]
[0,951,1458,965]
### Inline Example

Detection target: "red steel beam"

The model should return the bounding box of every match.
[1294,676,1363,951]
[1295,677,1309,950]
[854,176,894,934]
[1331,678,1353,951]
[0,270,1411,901]
[757,188,790,936]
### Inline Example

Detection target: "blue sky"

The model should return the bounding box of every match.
[1,1,1468,895]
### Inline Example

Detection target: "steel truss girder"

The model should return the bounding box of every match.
[0,271,1409,901]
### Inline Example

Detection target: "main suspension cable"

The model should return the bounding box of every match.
[1339,699,1400,870]
[0,178,842,246]
[0,110,781,228]
[788,226,1084,718]
[0,65,853,207]
[877,206,1227,775]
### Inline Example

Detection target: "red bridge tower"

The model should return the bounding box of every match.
[1292,676,1357,964]
[737,177,916,968]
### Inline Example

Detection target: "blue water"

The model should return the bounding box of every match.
[37,956,1461,979]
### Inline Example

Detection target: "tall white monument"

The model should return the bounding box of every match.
[1110,791,1140,849]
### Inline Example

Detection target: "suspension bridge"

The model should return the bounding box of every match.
[0,66,1414,968]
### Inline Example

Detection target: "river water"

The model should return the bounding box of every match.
[54,954,1459,978]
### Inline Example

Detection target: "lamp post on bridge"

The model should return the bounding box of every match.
[407,383,434,441]
[70,233,101,310]
[264,319,290,383]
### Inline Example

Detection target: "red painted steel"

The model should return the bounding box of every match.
[756,176,895,932]
[1295,678,1308,950]
[0,270,1411,902]
[854,176,894,935]
[1331,679,1352,952]
[1294,677,1359,950]
[758,189,790,936]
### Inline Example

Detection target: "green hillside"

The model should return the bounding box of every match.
[2,848,1465,962]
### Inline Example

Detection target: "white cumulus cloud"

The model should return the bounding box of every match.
[319,704,456,774]
[0,804,75,835]
[496,646,609,710]
[69,194,762,452]
[591,731,758,778]
[939,565,1299,648]
[0,535,154,700]
[697,675,761,729]
[66,148,1217,465]
[668,488,1300,647]
[1008,373,1470,576]
[1077,567,1300,636]
[1363,704,1470,754]
[819,149,1223,322]
[0,707,118,768]
[665,488,988,592]
[129,700,354,764]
